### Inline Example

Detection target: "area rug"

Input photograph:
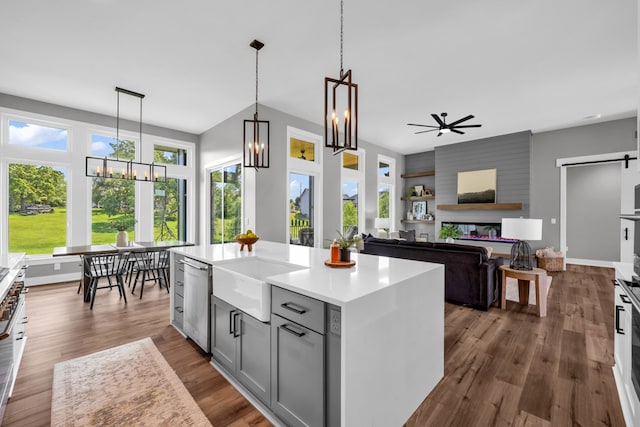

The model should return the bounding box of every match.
[505,275,553,304]
[51,337,212,426]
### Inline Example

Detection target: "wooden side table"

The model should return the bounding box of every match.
[499,265,548,317]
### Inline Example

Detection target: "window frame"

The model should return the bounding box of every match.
[377,155,396,228]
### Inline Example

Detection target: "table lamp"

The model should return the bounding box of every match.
[374,217,390,238]
[501,218,542,270]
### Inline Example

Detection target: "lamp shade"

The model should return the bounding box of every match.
[501,218,542,241]
[374,217,390,229]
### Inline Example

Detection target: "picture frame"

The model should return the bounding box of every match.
[411,201,426,219]
[457,168,496,204]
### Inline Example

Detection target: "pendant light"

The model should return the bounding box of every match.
[85,87,166,182]
[324,0,358,154]
[243,39,270,169]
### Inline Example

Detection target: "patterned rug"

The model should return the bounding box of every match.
[51,337,212,426]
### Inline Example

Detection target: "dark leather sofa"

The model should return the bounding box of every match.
[362,238,502,310]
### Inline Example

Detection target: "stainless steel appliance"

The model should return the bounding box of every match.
[180,258,212,352]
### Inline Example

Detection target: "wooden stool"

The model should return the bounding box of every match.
[499,265,548,317]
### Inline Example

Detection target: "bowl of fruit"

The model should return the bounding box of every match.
[235,230,259,252]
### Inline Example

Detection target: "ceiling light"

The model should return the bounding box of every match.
[324,0,358,154]
[86,87,166,182]
[243,39,270,169]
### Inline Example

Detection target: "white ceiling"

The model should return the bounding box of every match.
[0,0,637,154]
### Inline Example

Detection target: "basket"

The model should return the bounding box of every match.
[536,255,564,272]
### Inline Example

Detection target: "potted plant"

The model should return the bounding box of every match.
[336,229,354,262]
[110,216,136,247]
[439,224,461,243]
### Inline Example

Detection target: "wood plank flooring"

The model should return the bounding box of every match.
[3,264,626,426]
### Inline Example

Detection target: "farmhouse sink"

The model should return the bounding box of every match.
[212,257,307,321]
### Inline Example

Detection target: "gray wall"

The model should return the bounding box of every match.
[566,163,621,261]
[530,117,637,250]
[199,104,405,246]
[434,131,531,252]
[0,93,199,143]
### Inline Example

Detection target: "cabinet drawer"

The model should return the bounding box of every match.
[272,286,325,334]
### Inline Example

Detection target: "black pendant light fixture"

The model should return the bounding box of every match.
[324,0,358,154]
[85,87,166,182]
[243,39,270,169]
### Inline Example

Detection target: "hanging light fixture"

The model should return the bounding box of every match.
[324,0,358,154]
[243,39,270,169]
[85,87,166,182]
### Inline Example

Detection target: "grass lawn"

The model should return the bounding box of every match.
[9,208,177,255]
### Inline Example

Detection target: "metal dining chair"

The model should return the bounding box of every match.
[130,250,170,299]
[84,252,129,310]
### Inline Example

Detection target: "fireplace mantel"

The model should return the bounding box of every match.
[437,202,523,211]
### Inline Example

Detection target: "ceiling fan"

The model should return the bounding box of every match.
[299,149,307,160]
[408,112,482,136]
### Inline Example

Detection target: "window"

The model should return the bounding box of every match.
[9,120,68,151]
[341,150,365,235]
[286,127,322,247]
[210,163,242,244]
[154,144,187,166]
[8,163,67,254]
[289,173,315,246]
[154,178,187,240]
[90,134,136,243]
[377,156,395,226]
[289,137,316,162]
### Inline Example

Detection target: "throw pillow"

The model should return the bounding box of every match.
[398,229,416,242]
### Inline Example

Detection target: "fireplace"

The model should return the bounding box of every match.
[442,221,516,243]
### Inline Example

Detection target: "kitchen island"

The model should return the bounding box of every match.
[170,241,444,427]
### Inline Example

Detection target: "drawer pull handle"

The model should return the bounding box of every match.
[621,294,632,304]
[233,312,241,338]
[176,307,184,314]
[615,305,625,334]
[16,331,24,340]
[281,324,305,338]
[281,302,307,315]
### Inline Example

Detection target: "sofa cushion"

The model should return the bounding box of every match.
[398,229,415,242]
[432,242,488,261]
[398,240,433,248]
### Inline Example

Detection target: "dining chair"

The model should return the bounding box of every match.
[130,250,170,299]
[85,252,129,310]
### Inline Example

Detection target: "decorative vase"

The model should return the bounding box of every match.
[339,248,351,262]
[445,237,454,243]
[116,230,128,247]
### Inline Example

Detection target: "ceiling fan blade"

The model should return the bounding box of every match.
[447,115,474,127]
[451,129,465,134]
[453,124,482,128]
[436,132,443,137]
[414,129,439,135]
[407,123,440,128]
[431,114,445,127]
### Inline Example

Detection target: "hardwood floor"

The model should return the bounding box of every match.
[3,264,625,426]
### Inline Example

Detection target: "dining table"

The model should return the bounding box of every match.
[53,240,194,302]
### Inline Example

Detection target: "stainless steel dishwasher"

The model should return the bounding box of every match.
[180,257,212,352]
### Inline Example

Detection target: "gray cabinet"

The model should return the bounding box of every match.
[211,296,271,405]
[271,313,325,427]
[271,286,342,427]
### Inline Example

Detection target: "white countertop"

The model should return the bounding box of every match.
[172,241,442,307]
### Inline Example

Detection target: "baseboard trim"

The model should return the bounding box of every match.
[26,272,80,286]
[565,258,615,268]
